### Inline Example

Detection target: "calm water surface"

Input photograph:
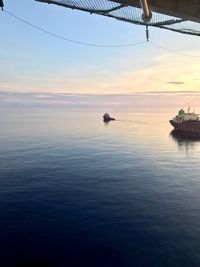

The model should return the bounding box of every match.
[0,108,200,267]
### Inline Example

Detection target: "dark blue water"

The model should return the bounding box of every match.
[1,109,200,267]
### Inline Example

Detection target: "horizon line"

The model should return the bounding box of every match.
[1,90,200,96]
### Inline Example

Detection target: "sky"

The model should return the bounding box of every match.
[0,0,200,99]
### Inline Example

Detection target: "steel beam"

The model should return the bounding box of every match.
[35,0,200,22]
[140,0,152,22]
[111,0,200,23]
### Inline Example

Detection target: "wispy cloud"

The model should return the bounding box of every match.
[166,81,185,85]
[0,49,200,94]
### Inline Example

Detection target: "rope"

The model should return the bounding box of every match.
[3,9,146,48]
[149,40,200,58]
[3,9,200,58]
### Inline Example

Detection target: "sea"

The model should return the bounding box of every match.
[0,108,200,267]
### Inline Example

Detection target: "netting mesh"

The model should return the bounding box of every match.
[36,0,200,36]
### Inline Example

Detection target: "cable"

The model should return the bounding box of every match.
[149,40,200,58]
[3,9,200,57]
[3,9,146,48]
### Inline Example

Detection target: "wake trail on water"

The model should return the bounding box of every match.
[115,119,147,124]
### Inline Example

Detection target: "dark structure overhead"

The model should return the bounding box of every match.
[0,0,4,10]
[35,0,200,36]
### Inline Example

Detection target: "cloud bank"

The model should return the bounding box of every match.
[1,91,200,111]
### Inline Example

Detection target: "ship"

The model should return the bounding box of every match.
[169,108,200,135]
[103,113,115,122]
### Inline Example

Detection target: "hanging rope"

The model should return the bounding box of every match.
[146,25,149,42]
[36,0,200,37]
[2,9,200,58]
[3,9,146,48]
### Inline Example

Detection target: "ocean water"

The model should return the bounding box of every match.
[0,108,200,267]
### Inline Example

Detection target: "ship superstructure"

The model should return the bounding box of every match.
[170,108,200,134]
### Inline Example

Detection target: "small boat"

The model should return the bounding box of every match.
[169,108,200,135]
[103,113,115,122]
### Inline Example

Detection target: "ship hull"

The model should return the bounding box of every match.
[103,118,115,122]
[169,120,200,135]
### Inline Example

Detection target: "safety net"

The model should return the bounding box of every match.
[35,0,200,37]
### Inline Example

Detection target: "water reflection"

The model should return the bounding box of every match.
[170,130,200,151]
[103,121,111,127]
[2,109,200,266]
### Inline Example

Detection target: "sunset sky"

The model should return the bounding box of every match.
[0,0,200,95]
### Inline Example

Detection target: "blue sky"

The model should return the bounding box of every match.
[0,0,200,94]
